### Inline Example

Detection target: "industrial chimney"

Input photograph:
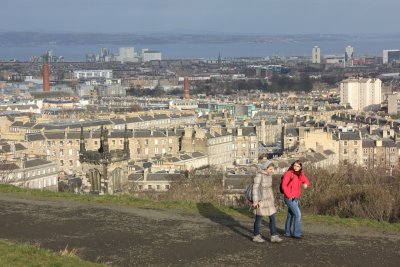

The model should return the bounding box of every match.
[183,77,190,100]
[43,53,50,92]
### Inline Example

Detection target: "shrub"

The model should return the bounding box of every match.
[301,164,400,222]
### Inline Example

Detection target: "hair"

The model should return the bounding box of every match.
[289,160,303,172]
[258,153,268,161]
[259,160,274,170]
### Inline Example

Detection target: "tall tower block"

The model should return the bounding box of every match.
[43,55,50,92]
[183,77,190,100]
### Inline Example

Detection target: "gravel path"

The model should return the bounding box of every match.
[0,194,399,267]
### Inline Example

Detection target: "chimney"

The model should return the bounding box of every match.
[43,54,50,92]
[183,77,190,100]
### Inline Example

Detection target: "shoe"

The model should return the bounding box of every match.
[252,235,266,243]
[293,235,302,239]
[270,235,283,243]
[283,234,292,238]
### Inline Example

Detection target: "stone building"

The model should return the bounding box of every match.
[362,139,398,170]
[79,126,130,194]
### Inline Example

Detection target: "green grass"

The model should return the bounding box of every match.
[303,213,400,232]
[0,240,104,267]
[1,184,400,233]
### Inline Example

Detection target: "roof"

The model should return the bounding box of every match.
[25,133,45,141]
[24,158,52,168]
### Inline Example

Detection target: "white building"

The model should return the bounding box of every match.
[340,78,382,111]
[325,55,345,65]
[118,47,137,63]
[312,46,321,64]
[73,70,113,79]
[383,49,400,64]
[345,45,354,66]
[142,51,162,62]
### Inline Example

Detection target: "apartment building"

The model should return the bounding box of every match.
[340,78,382,111]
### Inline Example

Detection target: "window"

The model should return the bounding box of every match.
[60,160,64,166]
[354,141,358,145]
[68,141,72,146]
[69,160,73,166]
[60,141,64,146]
[138,185,143,190]
[344,141,348,146]
[145,139,148,145]
[156,185,160,190]
[94,141,98,145]
[148,185,152,190]
[344,149,347,154]
[165,185,170,189]
[112,140,116,145]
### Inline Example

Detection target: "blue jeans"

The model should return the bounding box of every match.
[284,197,302,237]
[253,213,278,236]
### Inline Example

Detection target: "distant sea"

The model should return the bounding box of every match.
[1,38,400,61]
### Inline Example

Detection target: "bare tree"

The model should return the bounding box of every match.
[0,160,18,184]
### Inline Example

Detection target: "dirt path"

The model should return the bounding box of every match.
[0,193,399,267]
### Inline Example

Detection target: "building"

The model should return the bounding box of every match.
[387,93,400,115]
[0,158,59,190]
[142,51,162,62]
[118,47,136,63]
[73,70,113,80]
[312,46,321,64]
[362,139,398,170]
[340,78,382,111]
[79,126,130,195]
[345,46,354,66]
[383,49,400,64]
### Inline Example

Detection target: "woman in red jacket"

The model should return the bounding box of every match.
[281,160,310,239]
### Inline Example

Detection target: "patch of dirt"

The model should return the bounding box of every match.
[0,194,399,266]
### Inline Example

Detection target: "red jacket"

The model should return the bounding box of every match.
[282,170,310,199]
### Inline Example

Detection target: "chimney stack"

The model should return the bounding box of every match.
[43,54,50,92]
[183,77,190,100]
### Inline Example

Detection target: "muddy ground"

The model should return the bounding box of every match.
[0,193,399,267]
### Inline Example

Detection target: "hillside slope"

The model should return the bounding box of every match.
[0,193,399,266]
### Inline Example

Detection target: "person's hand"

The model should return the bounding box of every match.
[302,184,308,189]
[252,202,259,209]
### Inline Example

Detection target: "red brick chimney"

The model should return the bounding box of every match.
[42,52,50,92]
[43,63,50,92]
[183,77,190,100]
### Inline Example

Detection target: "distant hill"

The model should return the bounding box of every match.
[0,32,383,46]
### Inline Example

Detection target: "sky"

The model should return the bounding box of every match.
[1,0,399,35]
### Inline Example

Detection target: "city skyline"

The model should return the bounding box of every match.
[1,0,400,35]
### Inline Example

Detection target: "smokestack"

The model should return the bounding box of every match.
[183,77,190,100]
[43,55,50,92]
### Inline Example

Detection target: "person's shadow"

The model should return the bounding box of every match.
[196,202,254,240]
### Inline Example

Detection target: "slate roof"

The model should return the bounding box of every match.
[24,158,52,168]
[25,133,45,141]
